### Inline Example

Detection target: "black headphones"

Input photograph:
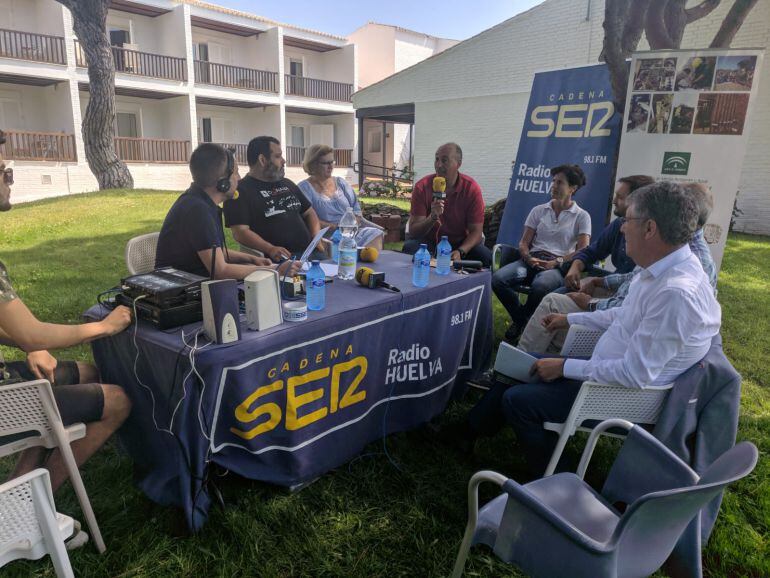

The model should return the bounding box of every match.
[216,149,235,194]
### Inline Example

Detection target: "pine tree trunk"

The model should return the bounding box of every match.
[59,0,133,189]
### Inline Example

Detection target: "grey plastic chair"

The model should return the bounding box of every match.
[452,419,758,578]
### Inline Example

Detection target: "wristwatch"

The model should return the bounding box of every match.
[458,248,467,258]
[556,256,564,264]
[588,299,599,312]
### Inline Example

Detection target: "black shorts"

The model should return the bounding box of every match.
[2,360,104,425]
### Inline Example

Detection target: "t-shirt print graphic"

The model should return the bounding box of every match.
[262,188,302,218]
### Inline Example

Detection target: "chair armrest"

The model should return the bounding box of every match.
[492,243,519,273]
[575,419,634,479]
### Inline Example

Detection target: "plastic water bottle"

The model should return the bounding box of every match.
[436,236,451,276]
[306,260,325,311]
[337,208,358,280]
[331,228,342,263]
[412,243,430,287]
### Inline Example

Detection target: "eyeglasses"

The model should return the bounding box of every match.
[2,167,12,186]
[318,160,335,166]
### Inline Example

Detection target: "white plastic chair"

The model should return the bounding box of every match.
[125,231,160,275]
[0,469,74,577]
[559,324,604,357]
[542,380,673,476]
[0,379,105,553]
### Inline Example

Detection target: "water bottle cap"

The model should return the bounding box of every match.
[441,236,448,241]
[312,260,320,265]
[420,243,427,249]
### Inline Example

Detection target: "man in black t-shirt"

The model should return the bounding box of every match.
[156,143,299,280]
[223,136,322,261]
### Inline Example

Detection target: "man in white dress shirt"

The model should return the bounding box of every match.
[464,181,721,474]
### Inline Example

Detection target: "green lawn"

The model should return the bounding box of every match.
[0,189,767,577]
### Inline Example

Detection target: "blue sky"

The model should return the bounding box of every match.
[210,0,545,39]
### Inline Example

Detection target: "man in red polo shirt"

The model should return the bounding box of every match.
[403,142,491,266]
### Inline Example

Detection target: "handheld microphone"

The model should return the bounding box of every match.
[355,267,401,292]
[432,176,446,200]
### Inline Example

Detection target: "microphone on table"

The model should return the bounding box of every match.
[432,176,446,200]
[355,267,401,292]
[452,259,484,271]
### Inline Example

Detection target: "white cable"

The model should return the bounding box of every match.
[131,294,174,436]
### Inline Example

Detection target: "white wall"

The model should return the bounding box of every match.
[0,82,73,132]
[355,0,770,233]
[284,112,354,149]
[414,93,529,202]
[156,6,189,60]
[315,44,355,84]
[1,0,356,202]
[0,0,63,36]
[393,29,458,72]
[195,104,280,144]
[347,24,395,89]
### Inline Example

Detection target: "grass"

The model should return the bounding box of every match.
[0,188,768,577]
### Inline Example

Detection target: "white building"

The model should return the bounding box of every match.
[347,22,457,179]
[0,0,357,203]
[352,0,770,235]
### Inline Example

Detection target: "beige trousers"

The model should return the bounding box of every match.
[517,293,583,354]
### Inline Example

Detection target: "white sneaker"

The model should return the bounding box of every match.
[65,520,90,551]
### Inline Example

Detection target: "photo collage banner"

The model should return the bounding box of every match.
[616,48,764,268]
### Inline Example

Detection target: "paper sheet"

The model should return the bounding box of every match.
[299,226,330,263]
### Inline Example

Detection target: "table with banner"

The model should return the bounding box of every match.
[86,251,492,530]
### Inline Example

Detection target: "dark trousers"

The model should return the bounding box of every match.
[467,377,582,475]
[402,238,492,267]
[492,257,565,323]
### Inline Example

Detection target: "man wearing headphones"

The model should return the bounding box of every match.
[156,143,299,279]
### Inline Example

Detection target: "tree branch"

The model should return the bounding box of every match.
[711,0,759,47]
[645,0,677,48]
[686,0,722,23]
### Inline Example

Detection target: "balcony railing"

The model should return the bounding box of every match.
[74,41,187,81]
[284,75,353,102]
[286,146,353,167]
[213,142,248,165]
[114,137,190,163]
[0,130,76,162]
[194,61,278,93]
[0,28,66,64]
[334,148,352,167]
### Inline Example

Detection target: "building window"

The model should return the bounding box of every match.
[115,112,138,138]
[201,118,212,143]
[109,28,130,47]
[290,126,305,148]
[289,59,303,77]
[368,131,381,154]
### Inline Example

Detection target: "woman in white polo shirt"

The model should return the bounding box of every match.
[492,164,591,342]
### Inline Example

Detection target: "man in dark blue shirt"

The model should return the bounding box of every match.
[156,143,299,279]
[563,175,654,291]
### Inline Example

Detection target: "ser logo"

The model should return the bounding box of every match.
[662,152,691,175]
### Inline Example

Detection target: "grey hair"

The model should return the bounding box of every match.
[683,182,714,228]
[629,181,699,246]
[439,142,462,161]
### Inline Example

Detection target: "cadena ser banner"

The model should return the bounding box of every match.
[616,48,764,269]
[497,63,623,246]
[208,284,486,484]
